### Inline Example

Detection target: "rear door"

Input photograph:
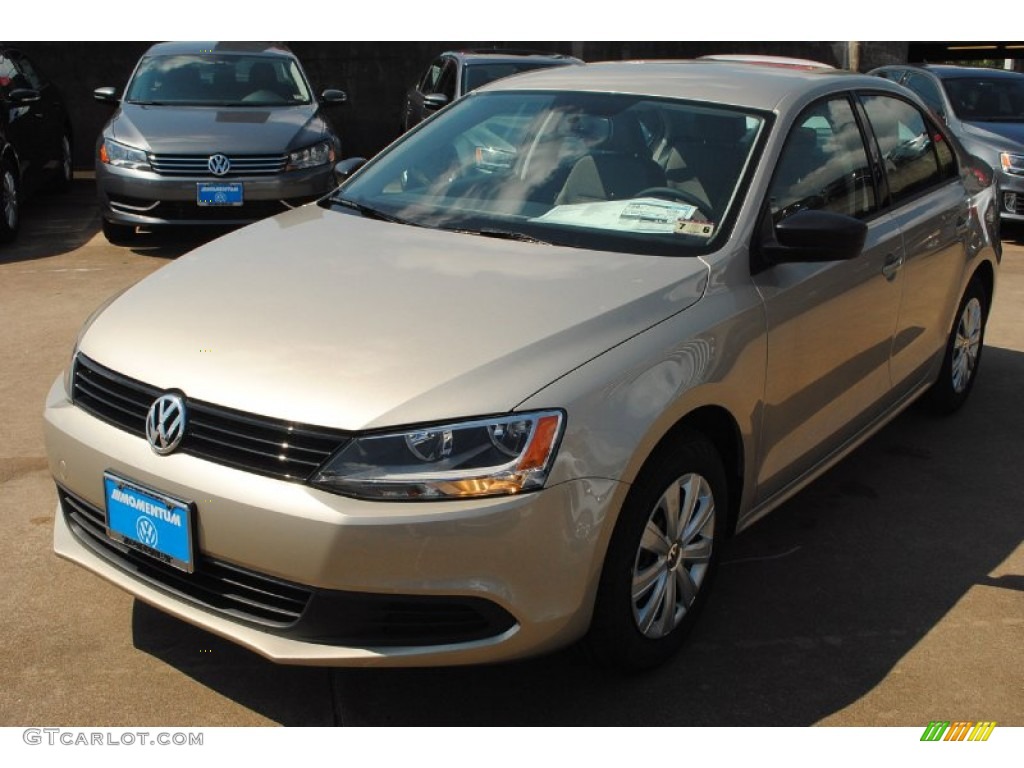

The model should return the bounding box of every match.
[857,92,969,395]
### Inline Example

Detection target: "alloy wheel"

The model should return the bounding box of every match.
[631,472,716,639]
[2,170,17,231]
[952,297,982,394]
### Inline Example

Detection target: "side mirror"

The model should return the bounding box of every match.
[321,89,347,106]
[422,93,450,111]
[9,88,41,104]
[93,86,119,104]
[334,157,366,184]
[759,209,867,267]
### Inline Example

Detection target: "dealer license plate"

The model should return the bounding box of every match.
[104,472,195,573]
[197,182,243,207]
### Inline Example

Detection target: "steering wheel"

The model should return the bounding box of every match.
[633,187,714,220]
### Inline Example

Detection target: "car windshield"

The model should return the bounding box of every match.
[943,76,1024,122]
[462,61,570,93]
[334,91,766,256]
[125,54,312,106]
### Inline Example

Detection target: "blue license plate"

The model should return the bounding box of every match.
[104,473,195,573]
[197,182,243,206]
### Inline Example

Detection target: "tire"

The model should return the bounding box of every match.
[584,431,727,670]
[0,160,19,244]
[102,219,136,246]
[50,132,73,193]
[926,277,988,415]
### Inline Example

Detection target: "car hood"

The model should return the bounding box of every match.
[960,119,1024,151]
[80,206,709,431]
[106,103,327,154]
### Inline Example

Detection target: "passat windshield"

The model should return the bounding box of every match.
[943,76,1024,122]
[332,91,766,256]
[125,54,312,106]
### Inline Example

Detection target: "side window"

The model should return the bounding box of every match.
[13,55,45,90]
[903,73,945,117]
[862,95,946,203]
[419,58,444,93]
[769,96,877,224]
[436,59,457,101]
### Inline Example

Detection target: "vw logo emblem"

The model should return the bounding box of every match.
[146,394,187,455]
[208,153,231,176]
[136,517,159,548]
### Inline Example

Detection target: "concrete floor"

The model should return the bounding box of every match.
[1,179,1021,726]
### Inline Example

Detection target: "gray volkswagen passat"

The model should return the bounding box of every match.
[94,42,345,244]
[46,61,1000,669]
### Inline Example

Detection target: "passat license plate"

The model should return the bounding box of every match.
[104,473,195,573]
[197,182,243,206]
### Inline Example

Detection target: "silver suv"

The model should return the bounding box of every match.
[871,63,1024,223]
[94,41,346,244]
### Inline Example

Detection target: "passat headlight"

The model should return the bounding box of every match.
[999,152,1024,176]
[99,139,151,171]
[313,411,564,500]
[287,141,334,170]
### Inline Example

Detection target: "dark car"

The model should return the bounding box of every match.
[93,41,347,244]
[402,49,581,131]
[870,63,1024,222]
[0,45,73,243]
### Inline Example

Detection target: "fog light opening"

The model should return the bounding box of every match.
[1004,191,1017,214]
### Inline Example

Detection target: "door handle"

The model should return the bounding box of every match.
[882,252,904,281]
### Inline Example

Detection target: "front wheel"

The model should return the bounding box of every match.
[102,219,136,246]
[926,277,988,414]
[584,431,727,670]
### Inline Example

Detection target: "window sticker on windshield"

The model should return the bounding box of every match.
[676,221,716,238]
[532,199,701,233]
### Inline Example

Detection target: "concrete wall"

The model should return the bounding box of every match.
[10,41,908,169]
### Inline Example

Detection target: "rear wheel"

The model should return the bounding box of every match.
[927,277,987,414]
[50,132,73,192]
[0,160,19,243]
[584,431,727,670]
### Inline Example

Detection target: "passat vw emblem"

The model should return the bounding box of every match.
[207,154,231,176]
[146,394,186,455]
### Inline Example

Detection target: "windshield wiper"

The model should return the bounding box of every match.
[444,227,551,245]
[327,197,420,227]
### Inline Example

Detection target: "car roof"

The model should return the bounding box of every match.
[884,63,1024,80]
[445,49,582,66]
[142,41,297,58]
[480,59,891,112]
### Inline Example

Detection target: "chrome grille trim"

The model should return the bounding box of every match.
[72,354,350,482]
[148,153,287,177]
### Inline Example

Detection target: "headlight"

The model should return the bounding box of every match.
[999,152,1024,176]
[99,139,151,171]
[312,411,564,500]
[287,141,334,171]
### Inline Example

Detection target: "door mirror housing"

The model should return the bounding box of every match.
[93,86,119,104]
[757,209,867,269]
[321,89,347,106]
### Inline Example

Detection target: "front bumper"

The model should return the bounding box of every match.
[44,376,618,666]
[996,170,1024,221]
[96,161,336,227]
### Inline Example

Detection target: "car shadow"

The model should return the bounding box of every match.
[119,226,240,259]
[131,345,1024,725]
[0,179,101,264]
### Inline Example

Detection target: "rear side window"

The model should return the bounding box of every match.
[769,96,877,224]
[861,94,953,203]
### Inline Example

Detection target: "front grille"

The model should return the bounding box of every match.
[60,487,519,646]
[60,487,311,627]
[149,153,287,177]
[72,354,349,482]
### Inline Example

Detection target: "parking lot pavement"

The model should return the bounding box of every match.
[1,181,1021,726]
